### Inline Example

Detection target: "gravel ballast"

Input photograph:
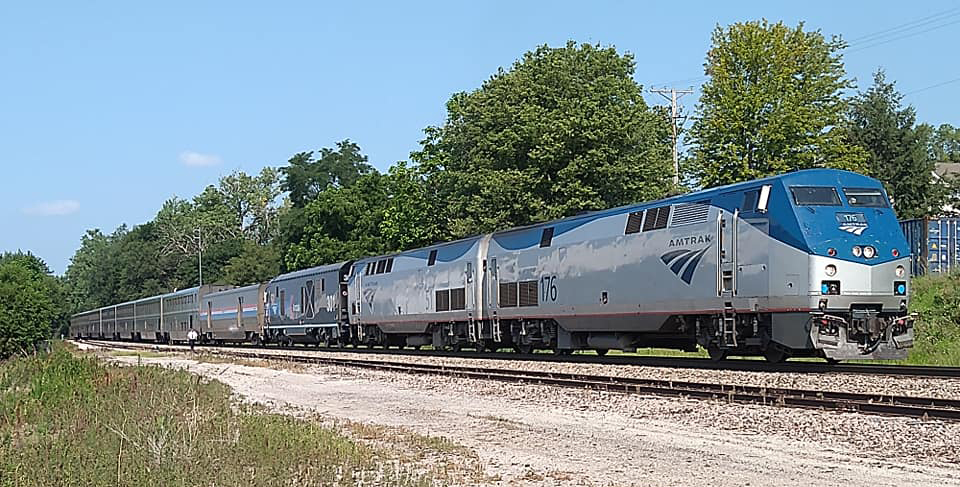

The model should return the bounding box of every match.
[196,345,960,400]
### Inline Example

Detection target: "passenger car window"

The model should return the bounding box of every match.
[843,187,889,208]
[790,186,841,206]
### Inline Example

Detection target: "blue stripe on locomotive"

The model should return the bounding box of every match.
[354,236,482,267]
[489,169,906,265]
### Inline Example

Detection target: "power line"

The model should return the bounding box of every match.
[846,6,960,45]
[904,76,960,96]
[649,75,708,87]
[845,18,960,53]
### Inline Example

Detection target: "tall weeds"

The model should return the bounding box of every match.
[0,346,437,486]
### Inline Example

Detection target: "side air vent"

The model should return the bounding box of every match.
[624,211,644,234]
[519,280,539,307]
[428,249,438,266]
[450,288,466,310]
[499,282,518,308]
[671,202,710,226]
[643,206,671,231]
[435,289,450,312]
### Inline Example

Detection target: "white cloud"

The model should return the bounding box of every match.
[179,151,222,167]
[23,200,80,216]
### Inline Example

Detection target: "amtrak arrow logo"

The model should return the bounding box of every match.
[660,247,710,284]
[838,224,867,235]
[836,212,868,235]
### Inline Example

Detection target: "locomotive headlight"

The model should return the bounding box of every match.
[863,246,876,259]
[825,264,837,276]
[852,246,863,257]
[895,265,905,277]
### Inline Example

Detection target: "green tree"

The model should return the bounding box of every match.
[218,168,283,244]
[223,241,282,286]
[281,140,375,208]
[847,70,944,219]
[63,228,126,310]
[413,41,674,238]
[278,141,381,271]
[379,162,445,251]
[687,20,867,187]
[930,124,960,164]
[283,173,388,270]
[0,253,56,356]
[112,223,161,301]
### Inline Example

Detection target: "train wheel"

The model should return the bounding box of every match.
[707,346,727,362]
[763,347,788,364]
[595,349,609,357]
[474,341,487,352]
[517,344,534,355]
[825,358,841,365]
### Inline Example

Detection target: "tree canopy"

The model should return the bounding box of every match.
[847,70,945,219]
[930,124,960,164]
[413,41,675,237]
[281,140,375,208]
[686,20,867,187]
[0,252,63,357]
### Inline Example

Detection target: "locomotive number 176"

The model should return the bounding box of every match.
[541,275,558,302]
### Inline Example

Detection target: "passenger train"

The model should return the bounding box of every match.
[71,169,915,362]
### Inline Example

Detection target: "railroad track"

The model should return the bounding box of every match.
[81,339,960,421]
[75,337,960,378]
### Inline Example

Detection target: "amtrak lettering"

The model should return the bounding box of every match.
[668,235,712,247]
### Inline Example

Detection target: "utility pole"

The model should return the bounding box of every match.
[650,87,693,185]
[195,227,203,287]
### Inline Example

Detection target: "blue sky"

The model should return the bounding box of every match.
[2,1,958,274]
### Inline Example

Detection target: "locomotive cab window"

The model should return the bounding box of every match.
[742,190,760,212]
[540,227,554,248]
[790,186,841,206]
[843,187,889,208]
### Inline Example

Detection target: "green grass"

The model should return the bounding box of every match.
[903,272,960,366]
[0,345,467,486]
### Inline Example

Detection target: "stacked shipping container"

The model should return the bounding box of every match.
[899,218,960,276]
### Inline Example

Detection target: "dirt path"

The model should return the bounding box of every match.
[103,352,960,487]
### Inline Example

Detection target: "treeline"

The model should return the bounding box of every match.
[0,252,70,354]
[19,22,960,346]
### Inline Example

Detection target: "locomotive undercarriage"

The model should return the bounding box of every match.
[690,307,915,362]
[810,308,914,360]
[690,313,785,362]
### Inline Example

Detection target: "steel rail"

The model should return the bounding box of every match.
[81,340,960,421]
